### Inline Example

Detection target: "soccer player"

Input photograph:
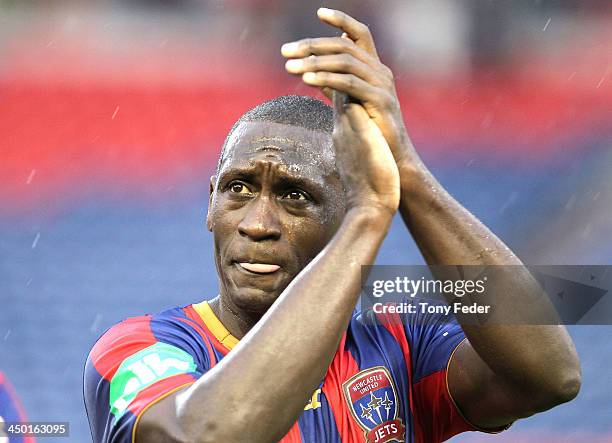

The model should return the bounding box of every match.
[84,8,581,443]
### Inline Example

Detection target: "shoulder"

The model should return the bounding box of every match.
[348,305,465,371]
[86,306,203,381]
[346,308,409,352]
[83,307,206,442]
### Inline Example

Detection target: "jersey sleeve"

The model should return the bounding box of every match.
[84,312,213,443]
[401,304,474,441]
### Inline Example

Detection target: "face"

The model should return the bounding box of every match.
[207,121,345,314]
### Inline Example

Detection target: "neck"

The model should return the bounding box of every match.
[208,295,263,340]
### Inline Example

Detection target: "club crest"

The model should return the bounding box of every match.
[342,366,405,443]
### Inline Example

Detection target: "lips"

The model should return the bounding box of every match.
[237,262,281,274]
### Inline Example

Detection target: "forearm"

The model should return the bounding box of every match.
[174,208,391,442]
[398,156,580,399]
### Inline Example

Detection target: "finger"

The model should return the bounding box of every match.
[282,37,378,70]
[317,8,379,58]
[302,72,391,109]
[285,54,385,86]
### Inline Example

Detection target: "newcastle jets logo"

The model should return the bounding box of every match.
[342,366,405,443]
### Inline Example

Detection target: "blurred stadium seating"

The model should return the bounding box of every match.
[0,1,610,441]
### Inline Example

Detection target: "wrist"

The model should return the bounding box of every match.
[390,129,420,172]
[345,204,395,229]
[396,160,449,218]
[344,187,400,218]
[398,158,431,192]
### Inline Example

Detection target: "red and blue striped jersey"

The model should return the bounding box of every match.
[0,372,35,443]
[84,301,485,443]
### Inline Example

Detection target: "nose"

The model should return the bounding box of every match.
[237,195,282,241]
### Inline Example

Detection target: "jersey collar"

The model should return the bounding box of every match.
[192,300,240,351]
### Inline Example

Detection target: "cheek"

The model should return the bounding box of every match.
[288,218,336,266]
[210,207,237,251]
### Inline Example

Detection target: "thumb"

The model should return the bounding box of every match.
[344,103,373,133]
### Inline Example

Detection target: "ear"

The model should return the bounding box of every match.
[206,175,216,232]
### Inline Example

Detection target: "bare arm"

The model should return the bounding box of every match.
[283,7,581,430]
[398,159,581,427]
[136,97,400,441]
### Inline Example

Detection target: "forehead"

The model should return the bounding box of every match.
[219,121,335,178]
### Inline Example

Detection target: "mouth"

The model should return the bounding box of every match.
[235,262,281,275]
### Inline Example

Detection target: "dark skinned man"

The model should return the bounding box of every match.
[84,8,580,443]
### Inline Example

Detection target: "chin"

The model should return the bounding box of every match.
[230,286,283,313]
[219,262,294,314]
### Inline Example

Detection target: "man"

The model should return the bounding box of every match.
[84,8,580,443]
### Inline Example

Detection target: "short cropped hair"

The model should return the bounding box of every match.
[216,95,334,173]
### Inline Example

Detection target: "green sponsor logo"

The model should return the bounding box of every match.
[109,342,196,418]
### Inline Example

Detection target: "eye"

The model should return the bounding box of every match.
[228,181,251,194]
[282,190,308,201]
